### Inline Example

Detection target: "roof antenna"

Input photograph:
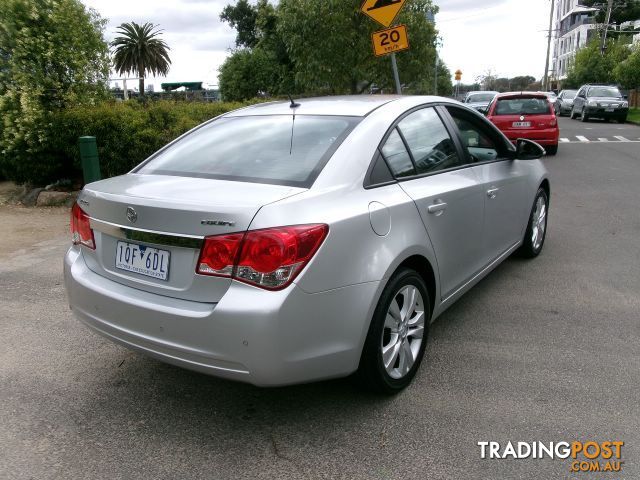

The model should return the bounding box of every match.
[288,94,300,109]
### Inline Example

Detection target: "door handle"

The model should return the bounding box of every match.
[487,188,499,199]
[427,202,448,214]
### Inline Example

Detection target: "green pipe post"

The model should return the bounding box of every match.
[78,136,101,184]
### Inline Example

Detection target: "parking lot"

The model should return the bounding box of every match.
[1,117,639,479]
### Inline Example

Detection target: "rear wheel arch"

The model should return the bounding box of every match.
[395,255,436,317]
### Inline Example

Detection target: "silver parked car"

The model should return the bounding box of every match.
[64,96,550,393]
[554,89,577,116]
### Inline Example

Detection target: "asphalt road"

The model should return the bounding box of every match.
[1,117,639,479]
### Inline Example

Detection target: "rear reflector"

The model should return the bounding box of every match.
[70,202,95,249]
[197,224,329,290]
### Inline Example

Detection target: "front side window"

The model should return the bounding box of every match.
[396,108,462,174]
[136,115,359,187]
[447,107,501,163]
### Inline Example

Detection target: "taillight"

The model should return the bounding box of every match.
[196,233,243,277]
[196,224,328,290]
[70,202,95,249]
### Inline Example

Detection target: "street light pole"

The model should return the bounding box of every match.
[600,0,614,54]
[543,0,556,92]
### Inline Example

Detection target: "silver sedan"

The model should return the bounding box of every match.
[64,96,550,393]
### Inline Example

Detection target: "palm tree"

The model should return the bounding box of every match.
[111,22,171,96]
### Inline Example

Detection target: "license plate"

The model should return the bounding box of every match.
[115,241,170,280]
[605,107,615,112]
[512,121,531,128]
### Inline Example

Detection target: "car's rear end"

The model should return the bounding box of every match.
[63,107,380,386]
[487,92,559,153]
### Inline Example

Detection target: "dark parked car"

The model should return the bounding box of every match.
[570,85,628,123]
[554,89,578,116]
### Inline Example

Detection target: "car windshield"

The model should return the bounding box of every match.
[588,87,621,98]
[468,93,495,103]
[563,90,578,99]
[136,115,359,187]
[495,98,551,115]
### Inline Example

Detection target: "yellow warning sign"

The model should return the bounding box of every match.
[371,25,410,57]
[360,0,407,28]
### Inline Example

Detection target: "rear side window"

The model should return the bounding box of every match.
[397,108,462,174]
[136,115,359,187]
[495,98,551,115]
[381,129,415,178]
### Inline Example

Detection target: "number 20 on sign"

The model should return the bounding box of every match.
[371,24,409,57]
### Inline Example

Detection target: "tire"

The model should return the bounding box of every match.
[570,108,578,119]
[357,268,430,394]
[545,145,558,155]
[518,187,549,258]
[580,109,589,122]
[618,116,627,124]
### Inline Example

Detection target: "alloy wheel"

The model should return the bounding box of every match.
[531,196,547,251]
[381,285,425,379]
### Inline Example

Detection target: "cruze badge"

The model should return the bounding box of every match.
[201,219,236,227]
[126,206,138,223]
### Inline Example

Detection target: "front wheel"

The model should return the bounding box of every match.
[580,109,589,122]
[518,188,549,258]
[617,116,627,124]
[357,268,430,394]
[570,107,578,119]
[545,145,558,155]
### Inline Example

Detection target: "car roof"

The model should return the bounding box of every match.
[225,95,403,117]
[466,91,499,95]
[224,95,464,117]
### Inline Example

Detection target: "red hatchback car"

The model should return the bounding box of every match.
[486,92,559,155]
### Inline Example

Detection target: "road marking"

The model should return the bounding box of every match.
[598,138,609,142]
[576,136,590,142]
[560,138,570,143]
[614,136,630,142]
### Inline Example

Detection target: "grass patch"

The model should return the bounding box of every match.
[628,108,640,125]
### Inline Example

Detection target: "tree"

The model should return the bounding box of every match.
[219,0,446,99]
[111,22,171,96]
[582,0,640,25]
[615,44,640,88]
[563,37,630,87]
[0,0,110,183]
[219,0,297,99]
[277,0,442,95]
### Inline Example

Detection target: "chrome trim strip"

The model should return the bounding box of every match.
[90,218,204,249]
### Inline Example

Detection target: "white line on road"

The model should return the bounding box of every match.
[560,138,570,143]
[576,136,590,142]
[614,136,630,142]
[598,138,609,142]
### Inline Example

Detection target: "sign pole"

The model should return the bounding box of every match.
[391,53,402,94]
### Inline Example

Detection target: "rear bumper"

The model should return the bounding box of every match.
[504,128,559,146]
[64,246,379,386]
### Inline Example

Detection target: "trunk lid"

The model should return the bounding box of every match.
[78,174,305,303]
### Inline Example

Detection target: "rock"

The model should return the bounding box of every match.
[21,188,44,207]
[36,190,72,207]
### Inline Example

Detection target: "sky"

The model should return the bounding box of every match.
[81,0,552,91]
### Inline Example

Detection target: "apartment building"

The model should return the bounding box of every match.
[552,0,598,80]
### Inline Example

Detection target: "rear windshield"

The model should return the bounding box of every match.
[467,93,495,103]
[588,87,621,98]
[494,98,551,115]
[136,115,360,187]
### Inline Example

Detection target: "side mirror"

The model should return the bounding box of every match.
[514,138,545,160]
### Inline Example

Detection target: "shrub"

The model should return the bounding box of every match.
[3,99,255,185]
